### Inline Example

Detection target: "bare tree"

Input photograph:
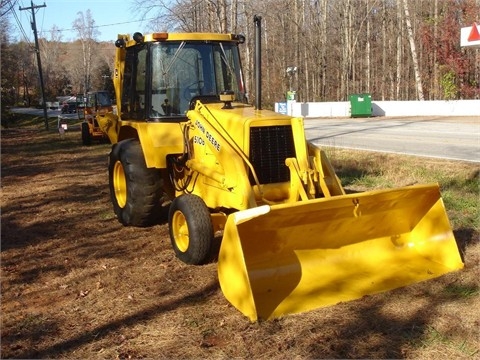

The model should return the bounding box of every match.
[340,0,353,100]
[433,0,439,99]
[39,25,67,98]
[319,0,328,100]
[3,0,476,104]
[402,0,424,100]
[72,10,100,94]
[127,0,479,102]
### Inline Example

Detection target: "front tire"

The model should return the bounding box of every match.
[168,194,213,265]
[109,139,163,226]
[81,122,92,146]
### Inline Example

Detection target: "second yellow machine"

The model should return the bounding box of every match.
[97,16,464,321]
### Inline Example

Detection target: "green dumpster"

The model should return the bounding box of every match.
[349,93,372,118]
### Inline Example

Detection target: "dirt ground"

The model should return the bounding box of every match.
[1,127,479,359]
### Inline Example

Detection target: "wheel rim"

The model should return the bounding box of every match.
[113,160,127,208]
[172,210,189,252]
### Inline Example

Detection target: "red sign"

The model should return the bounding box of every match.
[467,22,480,42]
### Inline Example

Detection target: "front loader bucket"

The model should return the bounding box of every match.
[218,184,464,321]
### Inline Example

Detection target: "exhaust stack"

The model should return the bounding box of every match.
[254,15,262,110]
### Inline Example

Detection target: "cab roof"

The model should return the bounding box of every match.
[117,32,245,47]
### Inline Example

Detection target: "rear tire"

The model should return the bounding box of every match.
[81,122,92,146]
[168,194,213,265]
[109,139,163,226]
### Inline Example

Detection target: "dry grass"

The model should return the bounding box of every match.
[1,125,479,359]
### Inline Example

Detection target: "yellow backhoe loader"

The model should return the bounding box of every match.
[77,91,113,145]
[97,16,464,321]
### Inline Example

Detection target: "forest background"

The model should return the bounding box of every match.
[1,0,479,109]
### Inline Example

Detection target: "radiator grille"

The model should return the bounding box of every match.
[249,125,295,185]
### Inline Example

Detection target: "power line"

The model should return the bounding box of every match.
[4,0,34,44]
[10,7,33,44]
[0,0,17,17]
[6,1,155,40]
[36,17,156,36]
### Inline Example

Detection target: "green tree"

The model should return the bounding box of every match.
[440,70,459,100]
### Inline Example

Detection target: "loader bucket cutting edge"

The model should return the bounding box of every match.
[217,184,464,321]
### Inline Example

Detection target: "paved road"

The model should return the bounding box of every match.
[10,107,82,131]
[10,107,79,120]
[305,116,480,163]
[10,108,480,163]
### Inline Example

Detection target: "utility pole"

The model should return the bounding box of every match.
[19,1,49,130]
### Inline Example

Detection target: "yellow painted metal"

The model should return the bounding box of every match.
[218,183,464,321]
[108,33,464,322]
[112,160,127,208]
[171,210,190,252]
[97,113,119,144]
[104,121,184,168]
[307,143,345,197]
[146,32,240,42]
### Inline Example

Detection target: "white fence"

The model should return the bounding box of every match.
[276,99,480,118]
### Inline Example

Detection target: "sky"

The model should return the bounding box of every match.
[13,0,156,43]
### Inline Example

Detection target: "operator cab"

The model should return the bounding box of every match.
[117,33,247,122]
